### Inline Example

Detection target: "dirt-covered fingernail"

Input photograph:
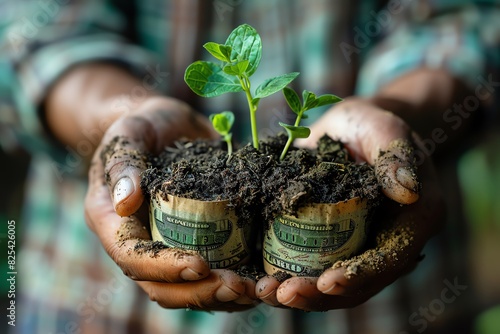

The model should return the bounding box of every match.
[180,267,203,281]
[113,177,134,209]
[216,284,241,302]
[396,167,418,192]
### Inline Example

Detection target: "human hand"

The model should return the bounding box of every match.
[85,97,257,311]
[255,97,445,311]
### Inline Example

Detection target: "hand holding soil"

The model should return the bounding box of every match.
[84,96,258,311]
[255,98,445,311]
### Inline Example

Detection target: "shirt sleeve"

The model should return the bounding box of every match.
[356,1,500,98]
[0,0,158,160]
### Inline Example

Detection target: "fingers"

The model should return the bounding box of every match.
[101,133,148,217]
[138,270,258,311]
[85,142,210,283]
[256,275,372,311]
[300,99,420,205]
[316,241,417,299]
[259,216,421,310]
[256,226,417,312]
[374,138,419,204]
[276,277,323,309]
[256,156,444,311]
[100,97,217,217]
[272,100,445,311]
[316,166,443,300]
[256,276,281,306]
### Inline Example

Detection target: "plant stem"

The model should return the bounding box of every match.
[280,135,294,161]
[238,75,259,150]
[280,108,305,160]
[226,138,233,156]
[294,110,304,127]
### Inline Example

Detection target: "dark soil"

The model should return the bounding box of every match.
[97,132,422,283]
[141,133,380,225]
[140,134,381,279]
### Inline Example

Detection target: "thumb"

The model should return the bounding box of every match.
[101,133,148,217]
[99,98,219,217]
[373,137,419,205]
[301,98,419,205]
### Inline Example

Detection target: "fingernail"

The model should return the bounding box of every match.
[321,283,336,294]
[396,167,418,192]
[281,294,298,306]
[113,177,134,208]
[260,289,276,300]
[180,268,202,281]
[216,284,241,302]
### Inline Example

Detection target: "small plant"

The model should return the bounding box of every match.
[279,87,342,160]
[209,111,235,156]
[184,23,342,159]
[185,24,298,150]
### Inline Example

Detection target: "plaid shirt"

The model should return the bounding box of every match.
[1,0,499,333]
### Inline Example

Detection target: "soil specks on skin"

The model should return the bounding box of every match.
[100,136,147,186]
[333,216,417,280]
[272,270,292,283]
[133,240,168,258]
[375,138,420,195]
[131,239,201,261]
[116,217,152,252]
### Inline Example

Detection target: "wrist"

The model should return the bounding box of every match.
[45,62,160,153]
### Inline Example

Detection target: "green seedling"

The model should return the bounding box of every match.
[209,111,235,156]
[184,23,343,160]
[279,87,342,160]
[184,24,299,150]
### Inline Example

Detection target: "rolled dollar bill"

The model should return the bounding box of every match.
[263,197,369,276]
[150,192,251,269]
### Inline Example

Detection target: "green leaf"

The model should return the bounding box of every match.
[279,122,311,139]
[184,61,243,97]
[302,90,318,110]
[203,42,232,62]
[209,111,234,136]
[254,72,300,99]
[283,87,301,115]
[221,111,235,128]
[312,94,343,109]
[222,60,249,76]
[225,24,262,76]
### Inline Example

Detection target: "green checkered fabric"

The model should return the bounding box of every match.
[1,0,499,333]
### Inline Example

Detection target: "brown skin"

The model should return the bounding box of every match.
[46,62,463,312]
[47,63,256,311]
[256,100,445,310]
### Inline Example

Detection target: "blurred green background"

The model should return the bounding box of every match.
[457,133,500,334]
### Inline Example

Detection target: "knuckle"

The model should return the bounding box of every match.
[120,115,152,132]
[104,160,128,181]
[120,267,140,281]
[147,288,159,303]
[145,286,165,306]
[106,243,130,274]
